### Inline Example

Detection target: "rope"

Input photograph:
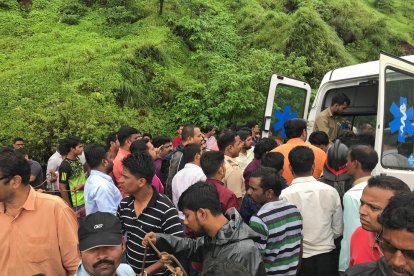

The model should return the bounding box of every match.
[141,239,188,276]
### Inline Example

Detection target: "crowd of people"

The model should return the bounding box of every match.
[1,93,414,276]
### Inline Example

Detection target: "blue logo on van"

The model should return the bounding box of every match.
[273,105,297,138]
[389,97,414,142]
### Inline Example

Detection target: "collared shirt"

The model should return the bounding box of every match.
[117,187,184,274]
[272,138,326,185]
[113,148,130,196]
[280,176,343,258]
[349,226,383,267]
[172,163,207,219]
[206,178,239,212]
[237,147,254,171]
[223,155,245,198]
[0,187,79,276]
[76,261,136,276]
[243,158,261,191]
[345,257,391,276]
[84,170,123,215]
[339,179,369,271]
[313,107,343,143]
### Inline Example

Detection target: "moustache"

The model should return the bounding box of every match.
[391,266,413,276]
[93,259,115,269]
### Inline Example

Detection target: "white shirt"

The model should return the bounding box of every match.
[280,176,343,258]
[46,151,64,190]
[236,147,254,171]
[172,163,207,219]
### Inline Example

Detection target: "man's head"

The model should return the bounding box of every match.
[359,175,410,232]
[182,125,203,145]
[12,137,25,149]
[383,128,399,149]
[130,138,157,160]
[247,167,283,204]
[143,133,152,142]
[178,182,222,235]
[288,146,314,177]
[200,151,226,180]
[217,130,241,158]
[261,152,284,175]
[59,136,84,156]
[152,136,173,159]
[176,124,184,136]
[203,125,216,138]
[346,144,378,178]
[0,151,31,203]
[182,143,202,166]
[105,132,120,153]
[247,121,260,137]
[284,118,308,141]
[117,126,141,150]
[78,212,125,276]
[309,131,329,152]
[237,129,253,151]
[377,192,414,276]
[253,138,277,160]
[85,144,113,174]
[330,93,350,115]
[120,152,155,194]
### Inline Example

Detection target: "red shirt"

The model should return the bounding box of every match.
[349,226,383,267]
[172,136,182,148]
[206,178,239,212]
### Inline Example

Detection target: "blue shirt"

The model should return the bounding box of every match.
[84,170,122,215]
[76,261,135,276]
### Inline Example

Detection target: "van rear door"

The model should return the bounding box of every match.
[376,53,414,187]
[262,75,311,138]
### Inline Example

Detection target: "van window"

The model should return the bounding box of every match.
[381,67,414,170]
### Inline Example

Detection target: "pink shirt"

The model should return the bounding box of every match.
[152,175,164,193]
[349,226,383,267]
[112,148,130,196]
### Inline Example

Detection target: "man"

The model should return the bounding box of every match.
[16,148,44,189]
[281,146,343,276]
[165,124,203,198]
[112,126,141,195]
[313,93,350,143]
[203,125,217,150]
[201,150,238,212]
[152,136,173,185]
[236,129,254,171]
[59,136,86,211]
[46,140,66,191]
[142,182,266,276]
[76,212,135,276]
[339,145,378,272]
[172,143,206,219]
[172,124,184,148]
[272,118,326,184]
[218,130,245,204]
[0,150,79,275]
[382,129,409,168]
[248,167,303,275]
[309,131,330,152]
[345,192,414,276]
[247,121,261,146]
[349,176,410,267]
[106,132,120,162]
[12,137,25,149]
[84,144,122,215]
[117,152,184,274]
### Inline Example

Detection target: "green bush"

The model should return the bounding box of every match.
[105,6,137,24]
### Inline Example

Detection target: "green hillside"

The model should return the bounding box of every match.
[1,0,413,162]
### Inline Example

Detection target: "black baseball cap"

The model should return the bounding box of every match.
[78,212,122,252]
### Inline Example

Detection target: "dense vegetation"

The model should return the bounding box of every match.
[1,0,413,163]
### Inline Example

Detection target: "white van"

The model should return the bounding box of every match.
[262,53,414,187]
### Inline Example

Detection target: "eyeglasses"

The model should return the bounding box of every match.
[376,227,414,261]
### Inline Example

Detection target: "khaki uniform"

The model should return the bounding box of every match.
[313,107,343,142]
[223,155,245,198]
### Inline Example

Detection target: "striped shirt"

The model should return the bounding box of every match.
[249,199,303,275]
[117,187,184,275]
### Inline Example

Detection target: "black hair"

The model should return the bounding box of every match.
[383,129,397,147]
[217,130,237,152]
[331,93,351,106]
[0,150,31,185]
[130,138,150,155]
[84,144,107,169]
[143,132,152,140]
[284,118,307,139]
[288,146,314,175]
[203,125,214,133]
[200,151,225,178]
[246,121,258,129]
[105,132,118,150]
[367,175,411,194]
[121,152,155,184]
[15,147,29,156]
[379,192,414,232]
[178,181,222,215]
[182,143,201,164]
[152,136,172,148]
[348,144,378,172]
[177,124,184,130]
[261,152,284,172]
[309,131,329,146]
[182,125,197,141]
[237,130,251,141]
[253,138,277,159]
[13,137,24,144]
[201,259,251,276]
[59,136,82,155]
[251,167,283,197]
[117,126,139,146]
[355,133,375,147]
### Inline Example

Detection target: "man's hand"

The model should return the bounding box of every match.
[72,184,85,192]
[142,232,157,246]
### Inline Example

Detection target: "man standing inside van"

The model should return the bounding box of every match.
[313,93,350,143]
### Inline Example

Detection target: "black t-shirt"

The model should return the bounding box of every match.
[28,159,43,188]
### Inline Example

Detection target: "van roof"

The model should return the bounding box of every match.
[320,55,414,85]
